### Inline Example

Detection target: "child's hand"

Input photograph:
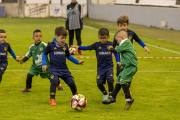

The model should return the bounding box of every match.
[48,41,51,43]
[71,45,79,51]
[112,53,114,58]
[108,45,113,49]
[78,60,84,65]
[42,65,47,72]
[144,46,150,53]
[20,61,24,64]
[16,58,20,63]
[117,62,121,67]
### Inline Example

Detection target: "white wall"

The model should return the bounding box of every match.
[0,0,2,3]
[26,0,49,4]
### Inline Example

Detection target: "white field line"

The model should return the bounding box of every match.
[5,70,180,73]
[83,25,180,55]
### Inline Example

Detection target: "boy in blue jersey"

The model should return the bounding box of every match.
[71,28,120,102]
[20,30,63,92]
[0,30,20,83]
[42,26,84,106]
[113,15,150,94]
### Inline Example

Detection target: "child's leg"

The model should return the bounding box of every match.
[68,82,77,95]
[50,82,58,99]
[0,71,3,83]
[107,82,114,96]
[26,73,34,89]
[97,82,108,95]
[111,82,121,99]
[121,84,132,100]
[68,30,74,47]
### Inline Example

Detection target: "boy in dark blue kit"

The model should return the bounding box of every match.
[113,15,150,94]
[0,30,20,83]
[72,28,120,102]
[42,26,84,106]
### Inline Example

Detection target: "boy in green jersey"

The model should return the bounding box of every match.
[20,30,63,92]
[102,30,138,110]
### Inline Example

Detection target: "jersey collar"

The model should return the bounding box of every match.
[119,38,128,46]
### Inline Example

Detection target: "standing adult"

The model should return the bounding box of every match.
[66,0,83,55]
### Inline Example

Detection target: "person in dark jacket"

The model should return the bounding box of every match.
[66,0,83,55]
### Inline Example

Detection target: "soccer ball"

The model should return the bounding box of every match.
[69,47,77,55]
[70,94,87,111]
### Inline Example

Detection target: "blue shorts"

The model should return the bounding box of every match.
[96,68,114,84]
[49,70,74,85]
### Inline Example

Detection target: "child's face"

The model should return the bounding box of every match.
[55,35,66,45]
[115,36,123,45]
[33,32,42,44]
[118,23,128,31]
[0,33,7,44]
[98,35,109,44]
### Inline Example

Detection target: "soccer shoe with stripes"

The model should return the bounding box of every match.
[57,84,63,91]
[124,98,134,110]
[102,96,116,104]
[103,94,108,101]
[49,99,57,106]
[21,88,30,92]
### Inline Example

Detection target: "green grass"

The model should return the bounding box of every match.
[0,18,180,120]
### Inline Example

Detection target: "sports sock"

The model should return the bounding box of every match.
[121,84,132,99]
[97,84,108,95]
[108,83,114,96]
[26,73,34,89]
[68,82,77,95]
[0,72,2,83]
[50,83,57,99]
[111,83,121,98]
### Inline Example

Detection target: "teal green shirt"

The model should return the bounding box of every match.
[115,39,138,68]
[25,42,49,67]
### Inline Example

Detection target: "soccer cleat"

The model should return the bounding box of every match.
[21,88,30,92]
[102,96,116,104]
[57,84,63,91]
[124,98,134,110]
[103,94,108,101]
[129,89,132,95]
[78,49,83,55]
[49,99,57,106]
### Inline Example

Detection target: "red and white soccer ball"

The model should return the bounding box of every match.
[70,94,87,111]
[69,47,77,55]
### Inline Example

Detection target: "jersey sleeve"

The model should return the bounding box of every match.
[133,32,141,42]
[87,43,96,50]
[42,42,47,51]
[115,43,127,53]
[43,43,51,55]
[7,44,12,53]
[65,45,70,57]
[113,37,117,47]
[25,46,32,58]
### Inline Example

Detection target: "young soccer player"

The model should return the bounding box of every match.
[71,28,120,102]
[42,26,84,106]
[113,15,150,94]
[0,30,20,83]
[102,30,138,110]
[20,30,63,92]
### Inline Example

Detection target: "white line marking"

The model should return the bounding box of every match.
[83,25,180,55]
[5,70,180,72]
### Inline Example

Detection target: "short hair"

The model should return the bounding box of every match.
[115,29,127,38]
[117,15,129,26]
[0,30,6,33]
[33,29,41,36]
[98,28,109,36]
[55,26,67,36]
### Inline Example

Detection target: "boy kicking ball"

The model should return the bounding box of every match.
[102,29,138,110]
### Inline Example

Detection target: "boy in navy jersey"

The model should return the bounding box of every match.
[20,30,63,92]
[0,30,20,83]
[71,28,120,102]
[42,26,84,106]
[113,15,150,94]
